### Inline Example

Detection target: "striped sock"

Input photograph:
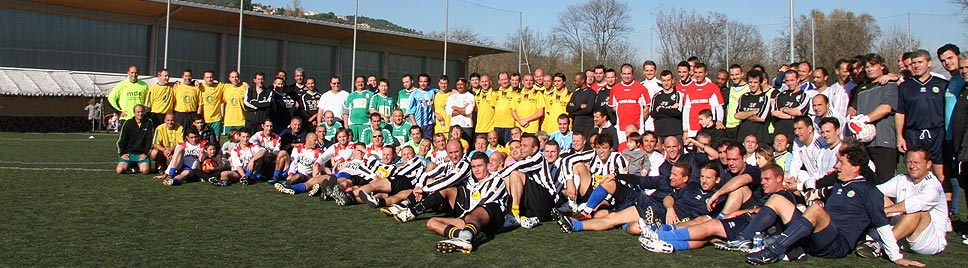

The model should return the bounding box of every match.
[444,225,460,239]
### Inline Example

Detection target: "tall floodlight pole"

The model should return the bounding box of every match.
[236,0,243,71]
[518,12,523,74]
[725,22,729,68]
[443,0,449,75]
[351,0,358,80]
[164,0,171,69]
[811,18,816,68]
[789,0,794,63]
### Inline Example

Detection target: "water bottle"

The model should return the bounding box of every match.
[753,232,765,251]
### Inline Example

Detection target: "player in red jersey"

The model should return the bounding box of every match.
[682,63,725,138]
[610,64,651,143]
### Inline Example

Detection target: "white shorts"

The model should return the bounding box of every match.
[902,224,946,255]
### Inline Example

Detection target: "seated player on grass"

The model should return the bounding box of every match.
[249,119,289,184]
[854,147,948,258]
[740,146,922,266]
[558,132,596,210]
[116,104,153,174]
[272,132,324,194]
[555,161,692,234]
[389,140,472,222]
[429,152,509,254]
[190,117,219,146]
[364,129,390,160]
[359,146,428,209]
[637,163,792,254]
[164,143,225,186]
[158,130,208,185]
[217,128,266,186]
[149,113,184,174]
[563,133,630,219]
[499,134,556,229]
[361,112,393,146]
[705,143,764,217]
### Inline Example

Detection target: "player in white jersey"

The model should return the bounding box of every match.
[273,133,323,195]
[317,128,356,174]
[359,146,428,209]
[160,130,208,186]
[855,148,948,256]
[249,119,291,183]
[217,129,267,186]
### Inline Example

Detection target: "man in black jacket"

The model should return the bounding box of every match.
[116,104,154,174]
[244,72,272,132]
[568,72,596,137]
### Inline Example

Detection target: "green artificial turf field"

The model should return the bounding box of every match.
[1,132,966,267]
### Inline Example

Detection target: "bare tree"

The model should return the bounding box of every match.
[955,0,968,38]
[773,9,880,70]
[426,26,496,47]
[552,0,635,69]
[654,8,765,72]
[283,0,304,18]
[876,25,922,71]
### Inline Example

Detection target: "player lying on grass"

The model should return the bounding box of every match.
[428,152,509,254]
[384,139,471,222]
[637,163,792,254]
[562,133,629,219]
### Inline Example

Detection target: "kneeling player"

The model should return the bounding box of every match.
[428,152,508,254]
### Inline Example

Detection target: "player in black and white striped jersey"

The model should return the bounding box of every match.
[389,139,472,222]
[429,152,510,254]
[502,134,557,229]
[559,133,598,212]
[358,146,428,210]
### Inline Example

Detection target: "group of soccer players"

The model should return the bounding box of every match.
[110,44,968,265]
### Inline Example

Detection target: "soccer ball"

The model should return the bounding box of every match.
[848,114,876,143]
[202,159,217,173]
[88,135,95,140]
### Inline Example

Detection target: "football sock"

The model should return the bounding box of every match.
[170,178,181,185]
[244,170,254,178]
[291,183,307,193]
[511,205,520,218]
[583,186,608,214]
[657,228,691,241]
[444,225,460,239]
[660,224,677,231]
[460,223,479,241]
[741,206,777,239]
[376,198,387,207]
[571,219,584,231]
[273,170,282,178]
[769,211,812,255]
[620,223,629,231]
[668,240,691,252]
[166,167,176,176]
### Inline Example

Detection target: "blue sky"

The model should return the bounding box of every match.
[263,0,965,65]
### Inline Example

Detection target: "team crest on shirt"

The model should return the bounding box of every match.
[932,87,940,93]
[846,190,855,198]
[472,191,481,200]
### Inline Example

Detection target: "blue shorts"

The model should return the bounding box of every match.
[904,128,944,163]
[634,194,669,224]
[807,221,852,258]
[611,183,640,211]
[721,215,752,240]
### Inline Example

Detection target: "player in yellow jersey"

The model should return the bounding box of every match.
[433,75,452,135]
[492,72,518,143]
[541,73,571,134]
[172,69,202,130]
[512,74,545,134]
[145,69,174,124]
[199,70,225,136]
[221,70,249,134]
[150,113,184,172]
[474,74,498,135]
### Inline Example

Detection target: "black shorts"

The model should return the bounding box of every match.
[174,112,197,130]
[904,128,944,164]
[520,179,555,221]
[611,183,640,212]
[807,222,852,259]
[721,215,752,240]
[389,176,415,195]
[477,202,506,234]
[347,175,369,186]
[634,193,669,224]
[187,169,220,182]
